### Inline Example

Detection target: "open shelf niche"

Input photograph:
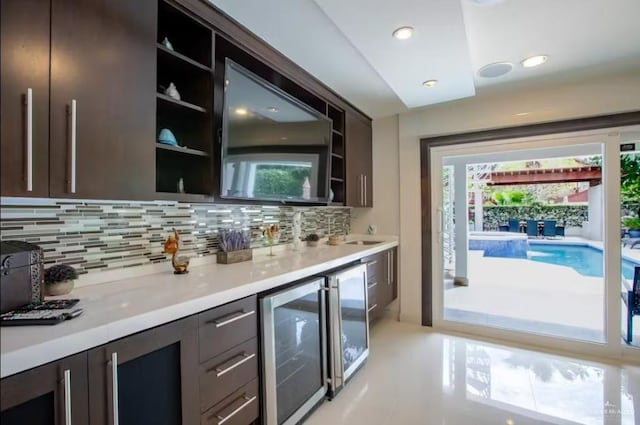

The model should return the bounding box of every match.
[156,0,214,197]
[327,104,345,204]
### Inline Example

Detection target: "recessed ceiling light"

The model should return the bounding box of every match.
[422,80,438,88]
[267,106,279,113]
[235,107,248,116]
[477,62,513,78]
[521,55,548,68]
[506,419,515,425]
[392,26,414,40]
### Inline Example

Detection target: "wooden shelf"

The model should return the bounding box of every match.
[156,143,209,157]
[157,93,207,113]
[157,44,212,72]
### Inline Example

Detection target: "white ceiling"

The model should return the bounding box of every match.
[209,0,640,118]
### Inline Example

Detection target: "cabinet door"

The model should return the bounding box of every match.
[0,0,50,197]
[88,317,199,425]
[1,352,89,425]
[345,111,373,207]
[49,0,156,200]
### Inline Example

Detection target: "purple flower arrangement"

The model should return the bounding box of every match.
[219,230,251,252]
[44,264,78,284]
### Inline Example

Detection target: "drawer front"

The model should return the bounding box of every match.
[199,295,257,363]
[201,378,259,425]
[200,338,258,412]
[368,300,381,322]
[361,252,387,282]
[367,280,378,308]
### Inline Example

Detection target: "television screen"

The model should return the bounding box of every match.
[220,60,332,203]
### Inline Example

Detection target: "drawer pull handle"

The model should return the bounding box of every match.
[368,304,378,313]
[367,281,378,289]
[208,352,256,377]
[26,88,33,192]
[210,394,257,425]
[63,369,72,425]
[208,310,255,328]
[367,260,377,267]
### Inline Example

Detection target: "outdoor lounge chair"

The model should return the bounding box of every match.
[526,220,539,238]
[542,220,557,239]
[622,266,640,343]
[508,219,520,233]
[623,238,640,249]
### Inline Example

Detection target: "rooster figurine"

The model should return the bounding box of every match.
[164,228,190,274]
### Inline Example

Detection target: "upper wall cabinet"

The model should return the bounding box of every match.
[345,111,373,207]
[0,0,51,197]
[48,0,157,200]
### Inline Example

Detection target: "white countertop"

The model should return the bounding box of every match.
[1,235,398,378]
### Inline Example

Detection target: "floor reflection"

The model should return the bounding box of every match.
[306,319,639,425]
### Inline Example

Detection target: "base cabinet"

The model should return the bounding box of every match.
[363,248,398,323]
[87,316,200,425]
[0,352,89,425]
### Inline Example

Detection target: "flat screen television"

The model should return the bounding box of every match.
[220,60,332,203]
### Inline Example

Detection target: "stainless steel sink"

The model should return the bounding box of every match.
[346,240,383,245]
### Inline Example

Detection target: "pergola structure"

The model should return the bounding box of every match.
[486,166,602,187]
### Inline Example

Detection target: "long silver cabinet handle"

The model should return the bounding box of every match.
[26,88,33,191]
[360,174,364,206]
[211,395,257,425]
[367,281,378,289]
[70,100,77,194]
[63,369,72,425]
[111,352,119,425]
[209,352,256,377]
[364,175,367,206]
[368,303,378,313]
[208,310,255,328]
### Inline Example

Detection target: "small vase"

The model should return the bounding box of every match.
[45,280,75,296]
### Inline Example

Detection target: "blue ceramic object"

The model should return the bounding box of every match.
[158,128,178,146]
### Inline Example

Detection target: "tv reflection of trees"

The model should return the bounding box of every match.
[254,165,311,198]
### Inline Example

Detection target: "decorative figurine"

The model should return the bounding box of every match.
[262,224,280,256]
[158,128,178,146]
[165,82,181,101]
[161,37,174,51]
[164,228,190,274]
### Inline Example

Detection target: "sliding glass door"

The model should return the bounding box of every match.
[429,127,640,359]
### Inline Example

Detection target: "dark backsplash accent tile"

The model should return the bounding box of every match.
[1,199,350,276]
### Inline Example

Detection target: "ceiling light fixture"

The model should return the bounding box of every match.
[422,80,438,88]
[392,26,414,40]
[235,107,248,116]
[514,112,530,116]
[521,55,548,68]
[477,62,513,78]
[267,106,279,113]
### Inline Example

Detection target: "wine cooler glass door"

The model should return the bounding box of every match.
[262,278,327,425]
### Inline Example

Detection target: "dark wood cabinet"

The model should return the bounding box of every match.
[363,248,397,323]
[0,0,51,197]
[87,316,199,425]
[48,0,157,200]
[345,110,373,207]
[1,352,89,425]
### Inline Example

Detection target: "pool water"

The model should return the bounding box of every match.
[528,243,638,280]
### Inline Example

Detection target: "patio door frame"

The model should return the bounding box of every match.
[420,111,640,362]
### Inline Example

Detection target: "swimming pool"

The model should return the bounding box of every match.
[528,243,639,280]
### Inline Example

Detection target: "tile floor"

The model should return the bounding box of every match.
[306,318,640,425]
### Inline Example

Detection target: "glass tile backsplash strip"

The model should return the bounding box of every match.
[0,199,350,276]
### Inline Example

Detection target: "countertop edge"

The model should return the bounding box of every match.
[1,238,398,378]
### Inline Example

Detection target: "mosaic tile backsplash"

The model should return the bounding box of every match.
[0,199,350,276]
